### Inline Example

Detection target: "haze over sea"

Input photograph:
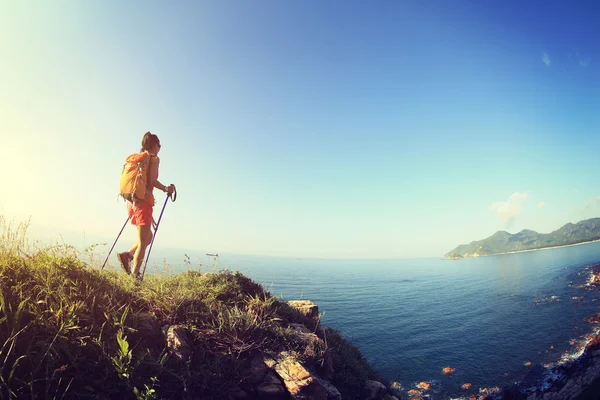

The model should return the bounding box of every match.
[141,241,600,398]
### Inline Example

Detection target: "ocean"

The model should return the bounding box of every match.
[125,241,600,398]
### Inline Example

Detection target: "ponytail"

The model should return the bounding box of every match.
[141,131,160,152]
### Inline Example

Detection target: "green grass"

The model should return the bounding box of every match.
[0,218,382,399]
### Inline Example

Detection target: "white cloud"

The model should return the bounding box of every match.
[542,52,551,66]
[570,52,591,67]
[489,192,530,226]
[575,52,591,67]
[538,202,545,209]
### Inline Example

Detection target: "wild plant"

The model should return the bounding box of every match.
[0,215,380,399]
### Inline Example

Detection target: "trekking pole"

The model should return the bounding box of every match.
[101,217,130,270]
[140,186,177,281]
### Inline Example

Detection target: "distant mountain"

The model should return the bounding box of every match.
[445,218,600,259]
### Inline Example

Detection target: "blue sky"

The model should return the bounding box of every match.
[1,1,599,258]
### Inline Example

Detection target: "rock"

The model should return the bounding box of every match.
[263,354,277,369]
[287,300,319,320]
[246,354,271,385]
[287,324,327,366]
[363,380,387,400]
[256,371,288,400]
[166,325,192,362]
[263,370,285,385]
[273,354,312,393]
[254,350,338,400]
[382,396,399,400]
[315,326,327,341]
[522,348,600,400]
[273,352,328,399]
[136,312,160,338]
[289,323,313,334]
[312,375,342,400]
[288,324,323,349]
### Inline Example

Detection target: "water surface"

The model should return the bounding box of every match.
[150,242,600,397]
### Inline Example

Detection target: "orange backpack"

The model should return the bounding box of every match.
[119,152,151,204]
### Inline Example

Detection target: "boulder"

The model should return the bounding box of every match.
[246,353,271,385]
[363,380,387,400]
[287,300,319,320]
[273,352,328,400]
[166,325,192,362]
[312,375,342,400]
[289,323,313,334]
[287,323,328,369]
[256,371,288,400]
[525,343,600,400]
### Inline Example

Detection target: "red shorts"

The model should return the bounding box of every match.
[127,201,153,226]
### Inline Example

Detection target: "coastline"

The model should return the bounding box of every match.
[454,238,600,259]
[520,264,600,399]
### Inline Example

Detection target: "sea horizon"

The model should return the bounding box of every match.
[151,241,600,399]
[9,223,600,398]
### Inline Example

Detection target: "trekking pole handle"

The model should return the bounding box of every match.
[169,185,177,202]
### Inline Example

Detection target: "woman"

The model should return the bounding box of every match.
[118,132,175,279]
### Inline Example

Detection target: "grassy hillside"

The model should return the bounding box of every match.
[0,218,382,399]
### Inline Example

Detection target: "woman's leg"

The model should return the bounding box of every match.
[118,203,136,272]
[131,224,153,277]
[128,243,138,257]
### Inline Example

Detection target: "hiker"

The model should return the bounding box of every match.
[118,132,175,278]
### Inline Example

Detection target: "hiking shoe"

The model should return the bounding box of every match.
[117,252,132,275]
